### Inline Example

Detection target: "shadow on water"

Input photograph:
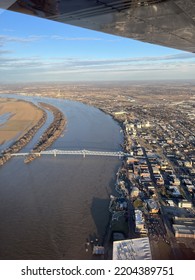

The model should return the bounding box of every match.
[90,197,110,245]
[88,163,121,260]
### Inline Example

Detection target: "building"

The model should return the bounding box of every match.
[126,123,135,129]
[184,161,192,168]
[166,199,175,207]
[186,185,195,193]
[137,148,144,156]
[172,217,195,239]
[144,121,150,128]
[148,185,155,191]
[152,167,160,174]
[160,162,168,170]
[189,168,195,176]
[135,210,146,234]
[168,186,181,197]
[183,179,193,185]
[137,123,142,129]
[178,200,193,208]
[140,177,152,184]
[131,187,140,198]
[93,246,105,255]
[173,224,195,238]
[155,175,164,186]
[113,237,152,260]
[126,157,138,164]
[172,177,180,186]
[147,199,159,214]
[114,111,127,116]
[173,217,195,225]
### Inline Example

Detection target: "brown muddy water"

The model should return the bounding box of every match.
[0,95,123,260]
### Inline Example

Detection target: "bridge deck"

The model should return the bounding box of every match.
[10,149,130,157]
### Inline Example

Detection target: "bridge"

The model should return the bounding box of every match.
[10,149,130,158]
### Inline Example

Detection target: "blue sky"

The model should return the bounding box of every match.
[0,8,195,83]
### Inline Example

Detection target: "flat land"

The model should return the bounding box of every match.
[0,98,43,145]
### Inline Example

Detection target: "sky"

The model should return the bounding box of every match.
[0,8,195,83]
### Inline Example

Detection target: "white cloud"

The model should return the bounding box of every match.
[0,51,195,83]
[0,34,122,47]
[50,35,103,41]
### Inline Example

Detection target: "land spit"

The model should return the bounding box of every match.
[24,102,66,163]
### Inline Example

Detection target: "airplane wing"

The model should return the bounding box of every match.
[1,0,195,52]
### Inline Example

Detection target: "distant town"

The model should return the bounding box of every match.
[0,80,195,259]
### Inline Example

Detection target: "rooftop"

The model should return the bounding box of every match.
[113,237,152,260]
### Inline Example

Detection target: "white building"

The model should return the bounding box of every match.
[186,185,195,192]
[145,121,150,128]
[178,200,192,208]
[167,199,175,207]
[137,123,142,129]
[113,237,152,260]
[135,210,146,234]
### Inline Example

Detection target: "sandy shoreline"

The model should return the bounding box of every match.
[0,98,44,145]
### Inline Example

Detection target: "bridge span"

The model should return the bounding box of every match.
[11,149,130,158]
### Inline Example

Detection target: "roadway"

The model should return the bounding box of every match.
[10,149,131,158]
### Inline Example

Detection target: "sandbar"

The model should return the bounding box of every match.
[0,98,44,145]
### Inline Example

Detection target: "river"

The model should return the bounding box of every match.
[0,95,123,260]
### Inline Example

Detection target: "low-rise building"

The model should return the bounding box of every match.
[144,121,150,128]
[178,200,193,208]
[183,179,192,185]
[152,167,160,174]
[184,161,192,168]
[148,185,155,190]
[140,171,150,177]
[160,160,169,170]
[172,217,195,239]
[126,157,138,164]
[131,187,140,198]
[189,168,195,176]
[137,148,144,156]
[137,123,142,129]
[114,111,127,116]
[155,175,164,186]
[168,186,181,197]
[166,199,175,207]
[135,210,146,234]
[173,216,195,225]
[147,199,160,214]
[172,178,180,186]
[173,224,195,238]
[186,185,195,192]
[113,237,152,260]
